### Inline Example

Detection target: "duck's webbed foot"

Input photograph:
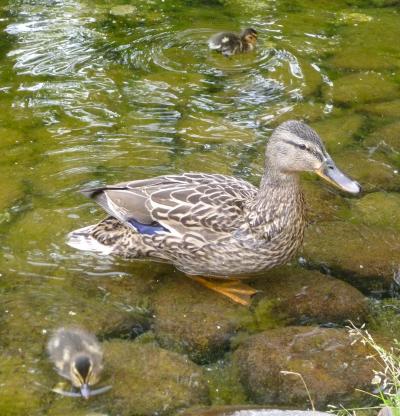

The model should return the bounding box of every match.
[189,276,259,306]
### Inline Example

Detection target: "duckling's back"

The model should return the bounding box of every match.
[208,31,241,56]
[47,327,102,379]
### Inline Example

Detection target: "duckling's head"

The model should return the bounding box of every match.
[71,354,99,399]
[241,28,258,47]
[266,120,361,194]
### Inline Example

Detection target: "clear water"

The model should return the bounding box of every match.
[0,0,399,414]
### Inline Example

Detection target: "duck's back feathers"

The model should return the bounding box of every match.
[81,173,257,241]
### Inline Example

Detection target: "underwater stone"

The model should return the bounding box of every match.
[0,353,47,416]
[253,267,368,325]
[359,99,400,119]
[352,192,400,231]
[364,121,400,152]
[101,341,209,415]
[326,73,399,105]
[151,274,253,364]
[302,222,400,293]
[233,326,375,408]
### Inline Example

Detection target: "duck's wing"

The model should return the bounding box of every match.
[81,173,257,240]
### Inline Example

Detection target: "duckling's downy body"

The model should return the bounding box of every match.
[208,28,257,56]
[47,327,108,399]
[67,121,360,304]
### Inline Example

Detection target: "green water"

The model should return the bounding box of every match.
[0,0,399,414]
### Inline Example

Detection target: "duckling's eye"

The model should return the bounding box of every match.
[299,144,307,150]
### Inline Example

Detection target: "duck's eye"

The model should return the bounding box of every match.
[299,144,307,150]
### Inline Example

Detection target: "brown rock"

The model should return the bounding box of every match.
[233,326,375,408]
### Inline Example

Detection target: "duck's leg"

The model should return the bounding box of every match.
[189,276,259,306]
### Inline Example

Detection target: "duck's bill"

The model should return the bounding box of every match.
[316,160,361,194]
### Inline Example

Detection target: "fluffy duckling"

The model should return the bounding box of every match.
[47,327,111,399]
[208,28,257,56]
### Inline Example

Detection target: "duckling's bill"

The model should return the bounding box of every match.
[316,159,361,194]
[52,384,112,399]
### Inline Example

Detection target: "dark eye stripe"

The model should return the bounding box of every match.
[283,139,324,161]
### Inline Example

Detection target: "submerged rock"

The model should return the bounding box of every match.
[0,352,47,416]
[311,114,364,153]
[101,341,209,415]
[302,222,400,293]
[253,267,368,325]
[326,73,399,105]
[151,274,253,363]
[364,121,400,152]
[233,326,375,408]
[352,192,400,231]
[110,5,137,17]
[359,99,400,119]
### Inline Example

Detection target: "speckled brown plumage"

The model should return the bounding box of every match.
[67,121,360,279]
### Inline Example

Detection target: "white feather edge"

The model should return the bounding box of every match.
[66,225,114,255]
[208,41,221,50]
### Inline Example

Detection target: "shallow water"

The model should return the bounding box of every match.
[0,0,399,414]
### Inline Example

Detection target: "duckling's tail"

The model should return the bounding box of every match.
[67,224,114,255]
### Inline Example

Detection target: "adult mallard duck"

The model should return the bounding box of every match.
[67,121,360,305]
[47,327,111,399]
[208,28,257,56]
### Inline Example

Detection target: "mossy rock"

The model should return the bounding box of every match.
[352,192,400,231]
[326,73,399,106]
[359,99,400,119]
[302,221,400,293]
[101,341,209,415]
[0,279,150,354]
[334,149,400,192]
[233,326,375,408]
[0,352,48,416]
[151,274,254,363]
[253,267,368,325]
[364,121,400,152]
[301,178,352,223]
[311,114,364,153]
[369,298,400,340]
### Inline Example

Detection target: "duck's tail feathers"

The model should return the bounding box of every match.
[66,225,114,255]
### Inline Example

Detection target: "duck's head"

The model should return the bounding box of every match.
[266,120,361,194]
[241,28,258,47]
[70,354,99,399]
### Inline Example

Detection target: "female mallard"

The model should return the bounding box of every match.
[208,28,257,56]
[68,121,360,305]
[47,327,111,399]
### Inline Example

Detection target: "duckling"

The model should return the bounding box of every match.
[208,28,258,56]
[47,327,111,399]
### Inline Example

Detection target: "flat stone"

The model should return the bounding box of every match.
[326,73,399,106]
[101,341,209,415]
[302,222,400,293]
[183,407,331,416]
[253,267,368,325]
[233,326,375,408]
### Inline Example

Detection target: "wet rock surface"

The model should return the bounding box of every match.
[325,73,399,105]
[182,407,331,416]
[253,267,368,325]
[302,222,400,293]
[101,341,209,415]
[233,326,375,408]
[151,274,252,363]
